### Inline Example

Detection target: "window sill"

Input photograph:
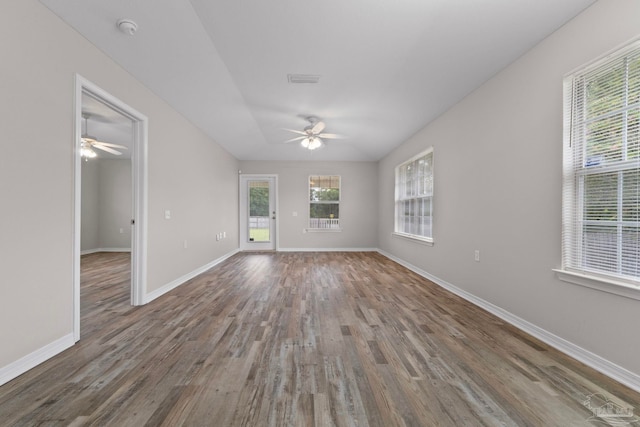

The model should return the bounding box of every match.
[305,228,342,233]
[392,232,434,246]
[553,269,640,301]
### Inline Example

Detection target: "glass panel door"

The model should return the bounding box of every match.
[239,175,276,250]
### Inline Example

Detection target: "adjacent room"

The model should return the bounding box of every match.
[1,0,640,425]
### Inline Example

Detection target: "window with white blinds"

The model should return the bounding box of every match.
[562,41,640,287]
[394,148,433,242]
[309,175,341,230]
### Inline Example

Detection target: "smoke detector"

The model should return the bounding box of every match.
[117,19,138,36]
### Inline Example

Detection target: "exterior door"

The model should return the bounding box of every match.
[239,175,277,251]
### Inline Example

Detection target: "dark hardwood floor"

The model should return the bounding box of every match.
[1,251,639,426]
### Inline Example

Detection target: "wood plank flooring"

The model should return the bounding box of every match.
[1,251,639,426]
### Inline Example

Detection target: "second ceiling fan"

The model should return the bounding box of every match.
[81,114,128,158]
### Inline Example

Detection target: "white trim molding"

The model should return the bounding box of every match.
[392,232,434,246]
[378,250,640,394]
[0,334,74,387]
[80,248,132,256]
[144,249,240,304]
[554,269,640,302]
[277,247,378,252]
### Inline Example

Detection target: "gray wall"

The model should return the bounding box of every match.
[81,159,132,252]
[0,0,238,371]
[98,159,132,250]
[378,0,640,376]
[81,160,100,251]
[239,161,378,250]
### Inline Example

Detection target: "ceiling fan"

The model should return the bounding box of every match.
[284,117,343,150]
[81,114,128,159]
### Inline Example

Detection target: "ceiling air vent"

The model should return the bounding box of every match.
[287,74,321,84]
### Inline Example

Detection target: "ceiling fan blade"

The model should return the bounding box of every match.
[94,141,128,149]
[283,128,308,136]
[311,121,325,134]
[318,133,344,139]
[81,135,97,144]
[92,144,123,155]
[285,136,307,143]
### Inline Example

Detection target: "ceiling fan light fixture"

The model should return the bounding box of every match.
[80,142,97,159]
[285,117,340,150]
[308,137,322,150]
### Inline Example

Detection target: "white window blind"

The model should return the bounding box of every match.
[309,175,340,230]
[395,148,433,240]
[562,41,640,286]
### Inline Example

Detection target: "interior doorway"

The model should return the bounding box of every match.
[80,94,133,256]
[239,175,277,251]
[73,75,148,341]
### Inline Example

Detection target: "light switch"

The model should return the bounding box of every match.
[165,210,171,220]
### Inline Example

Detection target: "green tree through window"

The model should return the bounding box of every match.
[249,186,269,217]
[309,176,340,229]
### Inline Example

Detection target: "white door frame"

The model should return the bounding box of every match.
[73,74,148,342]
[239,174,278,251]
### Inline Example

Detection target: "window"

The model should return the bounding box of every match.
[248,180,270,242]
[394,148,433,242]
[309,175,340,230]
[561,41,640,291]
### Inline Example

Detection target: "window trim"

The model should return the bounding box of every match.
[308,175,342,232]
[558,38,640,299]
[391,231,434,246]
[554,269,640,301]
[394,147,434,244]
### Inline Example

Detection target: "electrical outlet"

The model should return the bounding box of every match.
[474,250,480,262]
[165,210,171,220]
[119,228,124,234]
[292,211,298,217]
[223,231,226,239]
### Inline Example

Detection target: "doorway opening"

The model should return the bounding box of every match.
[239,175,277,251]
[73,75,148,341]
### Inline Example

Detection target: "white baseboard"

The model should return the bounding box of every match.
[0,333,75,387]
[277,247,378,252]
[81,248,131,255]
[144,249,241,304]
[377,249,640,394]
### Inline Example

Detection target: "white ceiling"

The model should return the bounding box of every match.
[41,0,595,162]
